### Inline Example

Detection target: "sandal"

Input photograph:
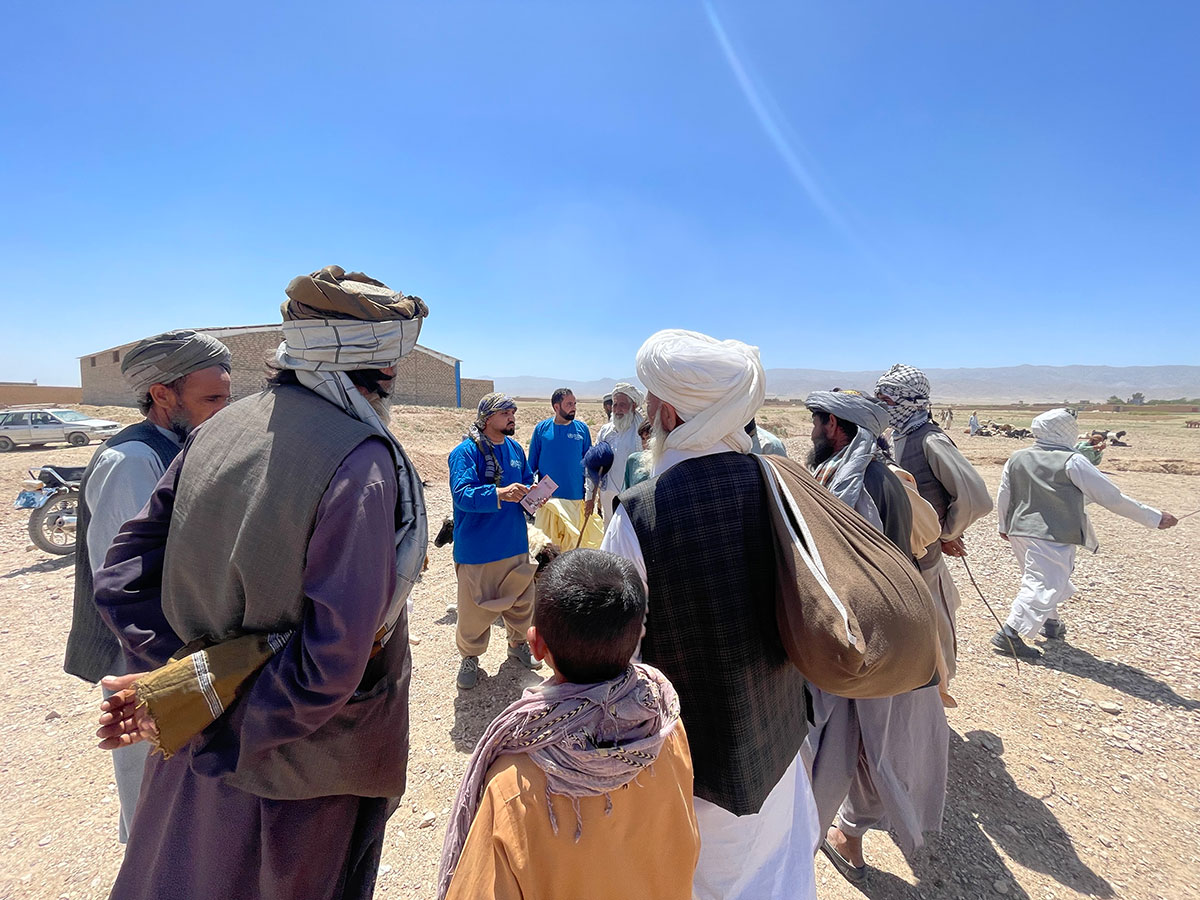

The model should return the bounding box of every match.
[820,837,869,884]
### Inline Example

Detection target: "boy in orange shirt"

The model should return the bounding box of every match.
[438,549,699,900]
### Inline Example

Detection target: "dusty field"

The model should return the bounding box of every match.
[1,401,1198,900]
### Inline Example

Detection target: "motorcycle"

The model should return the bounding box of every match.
[13,465,85,555]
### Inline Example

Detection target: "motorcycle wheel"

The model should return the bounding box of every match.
[28,494,78,555]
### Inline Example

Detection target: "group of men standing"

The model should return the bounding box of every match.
[65,271,1181,899]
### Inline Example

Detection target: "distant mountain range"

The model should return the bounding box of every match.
[490,365,1200,404]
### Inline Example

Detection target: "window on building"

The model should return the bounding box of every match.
[112,350,120,363]
[90,357,96,367]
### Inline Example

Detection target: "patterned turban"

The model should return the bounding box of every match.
[475,392,517,429]
[121,330,231,395]
[281,265,429,323]
[1032,408,1079,451]
[875,363,933,435]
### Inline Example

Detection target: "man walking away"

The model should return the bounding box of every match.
[876,363,992,680]
[993,408,1177,657]
[95,265,428,899]
[438,549,699,900]
[450,393,544,690]
[65,329,231,843]
[603,329,819,900]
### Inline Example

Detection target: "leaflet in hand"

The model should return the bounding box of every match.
[521,476,557,515]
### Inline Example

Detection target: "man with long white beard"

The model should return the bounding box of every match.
[587,383,644,520]
[993,408,1177,657]
[602,330,818,900]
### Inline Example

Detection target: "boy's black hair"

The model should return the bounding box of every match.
[534,549,646,684]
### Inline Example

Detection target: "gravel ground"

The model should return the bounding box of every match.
[0,403,1197,900]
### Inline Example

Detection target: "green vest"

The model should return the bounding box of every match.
[165,385,411,800]
[1001,447,1087,546]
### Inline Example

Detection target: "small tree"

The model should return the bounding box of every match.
[1106,395,1123,405]
[1129,392,1145,405]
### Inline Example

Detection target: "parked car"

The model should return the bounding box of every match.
[0,407,122,452]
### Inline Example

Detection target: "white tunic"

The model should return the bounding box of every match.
[589,418,643,518]
[996,453,1162,635]
[601,445,819,900]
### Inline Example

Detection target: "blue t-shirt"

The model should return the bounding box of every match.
[527,417,593,501]
[449,436,533,565]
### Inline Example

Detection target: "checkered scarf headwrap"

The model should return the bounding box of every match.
[875,363,932,436]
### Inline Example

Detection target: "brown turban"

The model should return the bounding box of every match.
[281,265,430,322]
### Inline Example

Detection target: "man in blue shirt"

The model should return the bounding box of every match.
[527,388,592,502]
[449,392,543,690]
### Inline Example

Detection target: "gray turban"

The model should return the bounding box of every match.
[121,330,232,395]
[805,390,889,437]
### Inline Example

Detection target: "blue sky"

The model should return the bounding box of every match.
[2,1,1197,386]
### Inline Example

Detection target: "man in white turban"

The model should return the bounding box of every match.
[587,381,645,520]
[601,330,819,900]
[65,329,232,845]
[993,408,1178,657]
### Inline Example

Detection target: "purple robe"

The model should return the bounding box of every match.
[96,439,402,900]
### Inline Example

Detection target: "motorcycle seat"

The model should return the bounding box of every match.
[38,466,86,485]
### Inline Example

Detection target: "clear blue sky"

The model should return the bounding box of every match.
[2,1,1197,386]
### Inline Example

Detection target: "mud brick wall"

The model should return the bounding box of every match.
[459,378,495,410]
[81,329,476,409]
[0,384,84,406]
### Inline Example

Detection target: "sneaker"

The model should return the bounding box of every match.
[456,656,480,690]
[1040,619,1068,640]
[990,625,1042,659]
[507,642,542,670]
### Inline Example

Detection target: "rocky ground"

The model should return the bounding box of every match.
[0,402,1197,900]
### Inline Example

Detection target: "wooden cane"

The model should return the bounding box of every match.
[574,512,592,549]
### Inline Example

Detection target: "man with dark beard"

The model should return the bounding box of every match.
[450,393,544,690]
[65,329,231,844]
[801,391,947,885]
[527,387,592,505]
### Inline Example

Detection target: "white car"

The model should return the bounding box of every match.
[0,408,123,452]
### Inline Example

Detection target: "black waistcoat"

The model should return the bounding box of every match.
[619,451,809,816]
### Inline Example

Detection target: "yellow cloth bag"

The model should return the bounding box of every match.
[534,498,604,550]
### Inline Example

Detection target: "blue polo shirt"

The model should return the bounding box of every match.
[449,436,533,565]
[527,417,592,501]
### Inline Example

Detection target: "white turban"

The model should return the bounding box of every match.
[611,382,644,407]
[636,329,765,454]
[121,330,232,395]
[1032,408,1079,451]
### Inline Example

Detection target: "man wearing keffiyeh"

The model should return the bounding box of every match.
[875,363,993,681]
[448,391,545,690]
[93,265,428,900]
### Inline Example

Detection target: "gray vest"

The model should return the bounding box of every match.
[165,385,411,800]
[65,421,180,683]
[619,452,809,816]
[898,420,952,570]
[1001,447,1087,546]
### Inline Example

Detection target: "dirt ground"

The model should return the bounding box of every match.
[1,400,1197,900]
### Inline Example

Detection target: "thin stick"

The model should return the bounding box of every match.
[1176,509,1200,521]
[574,513,592,549]
[959,556,1021,674]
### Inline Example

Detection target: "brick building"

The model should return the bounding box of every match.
[80,325,493,409]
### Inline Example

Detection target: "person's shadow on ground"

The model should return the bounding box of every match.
[1035,642,1200,710]
[834,729,1112,899]
[1,553,74,579]
[449,656,544,752]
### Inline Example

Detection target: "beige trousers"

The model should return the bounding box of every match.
[455,553,537,657]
